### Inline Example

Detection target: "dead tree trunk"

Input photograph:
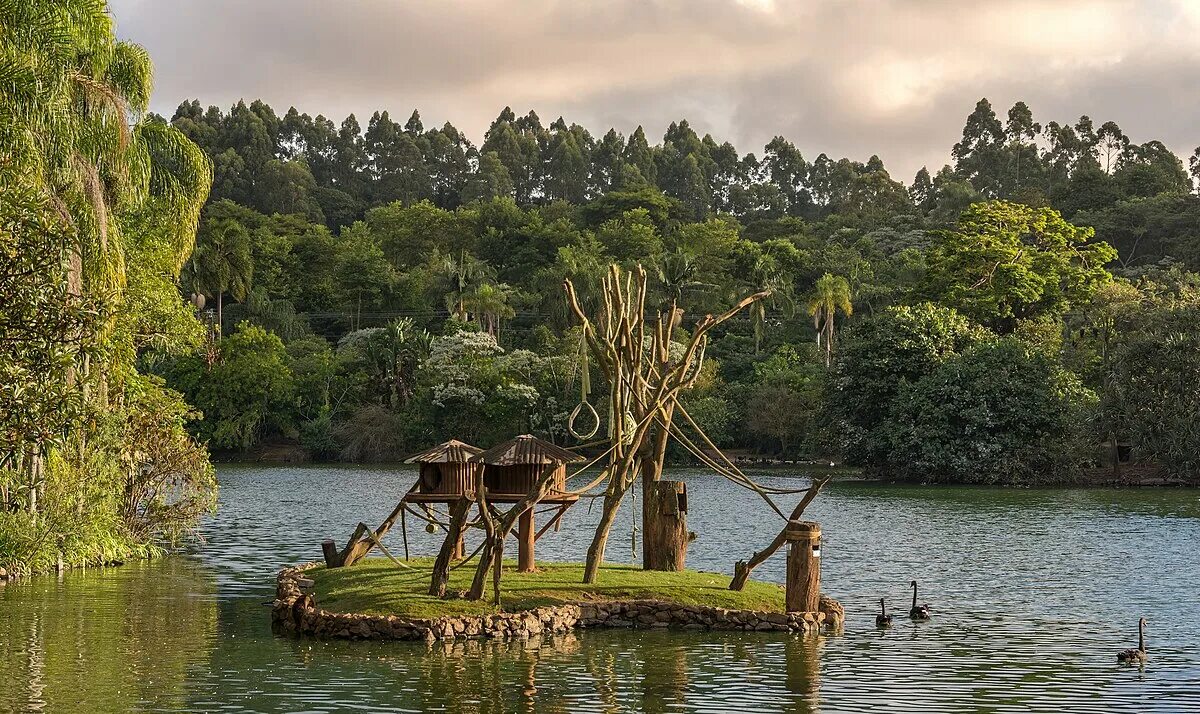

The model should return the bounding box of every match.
[641,403,677,570]
[322,490,413,568]
[566,267,769,585]
[429,497,472,597]
[785,520,821,612]
[583,485,628,583]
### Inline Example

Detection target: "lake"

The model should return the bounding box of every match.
[2,465,1199,713]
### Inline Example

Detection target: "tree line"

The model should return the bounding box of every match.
[158,95,1200,486]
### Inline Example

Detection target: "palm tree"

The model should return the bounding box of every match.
[807,273,853,367]
[747,254,793,353]
[461,282,516,340]
[655,248,702,311]
[1,0,212,348]
[1,0,211,517]
[365,318,432,407]
[182,218,253,336]
[439,251,492,321]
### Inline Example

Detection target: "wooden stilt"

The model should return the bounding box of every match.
[785,520,821,613]
[518,508,535,572]
[534,504,570,540]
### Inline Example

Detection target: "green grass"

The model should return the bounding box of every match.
[309,558,786,619]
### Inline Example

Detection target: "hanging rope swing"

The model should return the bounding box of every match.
[567,339,600,440]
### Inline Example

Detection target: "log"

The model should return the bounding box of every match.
[729,478,827,591]
[643,480,689,571]
[785,520,821,613]
[518,509,535,572]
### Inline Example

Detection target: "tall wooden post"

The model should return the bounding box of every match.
[643,481,689,571]
[785,520,821,613]
[518,508,535,572]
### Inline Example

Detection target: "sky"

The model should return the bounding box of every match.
[108,0,1200,181]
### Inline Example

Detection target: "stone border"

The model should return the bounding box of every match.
[272,563,842,642]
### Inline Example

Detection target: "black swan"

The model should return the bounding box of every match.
[909,580,931,620]
[1117,618,1148,663]
[876,598,893,627]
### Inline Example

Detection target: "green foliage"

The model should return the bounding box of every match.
[885,339,1095,484]
[0,177,99,457]
[93,85,1200,485]
[830,303,986,467]
[166,323,296,450]
[1,1,216,573]
[1108,300,1200,478]
[744,346,826,455]
[923,201,1116,331]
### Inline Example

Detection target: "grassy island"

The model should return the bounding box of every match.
[309,558,786,619]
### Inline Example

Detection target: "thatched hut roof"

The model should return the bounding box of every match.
[404,439,483,464]
[471,434,584,466]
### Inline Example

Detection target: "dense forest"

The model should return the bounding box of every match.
[5,1,1200,579]
[157,95,1200,485]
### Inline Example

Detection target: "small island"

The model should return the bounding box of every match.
[274,270,838,642]
[274,558,835,642]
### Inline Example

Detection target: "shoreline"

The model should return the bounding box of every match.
[209,456,1198,489]
[273,561,842,642]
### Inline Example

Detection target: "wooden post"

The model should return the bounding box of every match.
[518,508,535,572]
[785,520,821,613]
[730,479,827,591]
[321,539,342,568]
[643,481,689,571]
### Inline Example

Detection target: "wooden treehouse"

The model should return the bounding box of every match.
[471,434,584,572]
[401,439,484,559]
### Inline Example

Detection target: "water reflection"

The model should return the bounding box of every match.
[784,635,820,713]
[0,559,218,714]
[1,466,1199,713]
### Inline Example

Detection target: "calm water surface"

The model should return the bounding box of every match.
[2,465,1199,713]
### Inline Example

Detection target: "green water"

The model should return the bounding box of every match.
[2,466,1199,712]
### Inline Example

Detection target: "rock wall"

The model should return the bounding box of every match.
[273,564,837,642]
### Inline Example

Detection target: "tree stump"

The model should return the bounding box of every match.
[321,539,342,568]
[518,509,535,572]
[785,520,821,613]
[643,481,689,571]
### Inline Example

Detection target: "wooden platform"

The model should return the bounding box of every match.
[402,491,580,505]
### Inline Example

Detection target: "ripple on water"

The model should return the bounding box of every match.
[2,466,1199,713]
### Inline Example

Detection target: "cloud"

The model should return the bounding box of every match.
[109,0,1200,180]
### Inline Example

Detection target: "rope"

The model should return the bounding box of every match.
[654,407,790,520]
[568,341,600,440]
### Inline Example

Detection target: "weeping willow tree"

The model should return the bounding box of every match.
[565,265,769,583]
[0,0,216,574]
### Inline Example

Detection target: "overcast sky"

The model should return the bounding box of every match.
[108,0,1200,181]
